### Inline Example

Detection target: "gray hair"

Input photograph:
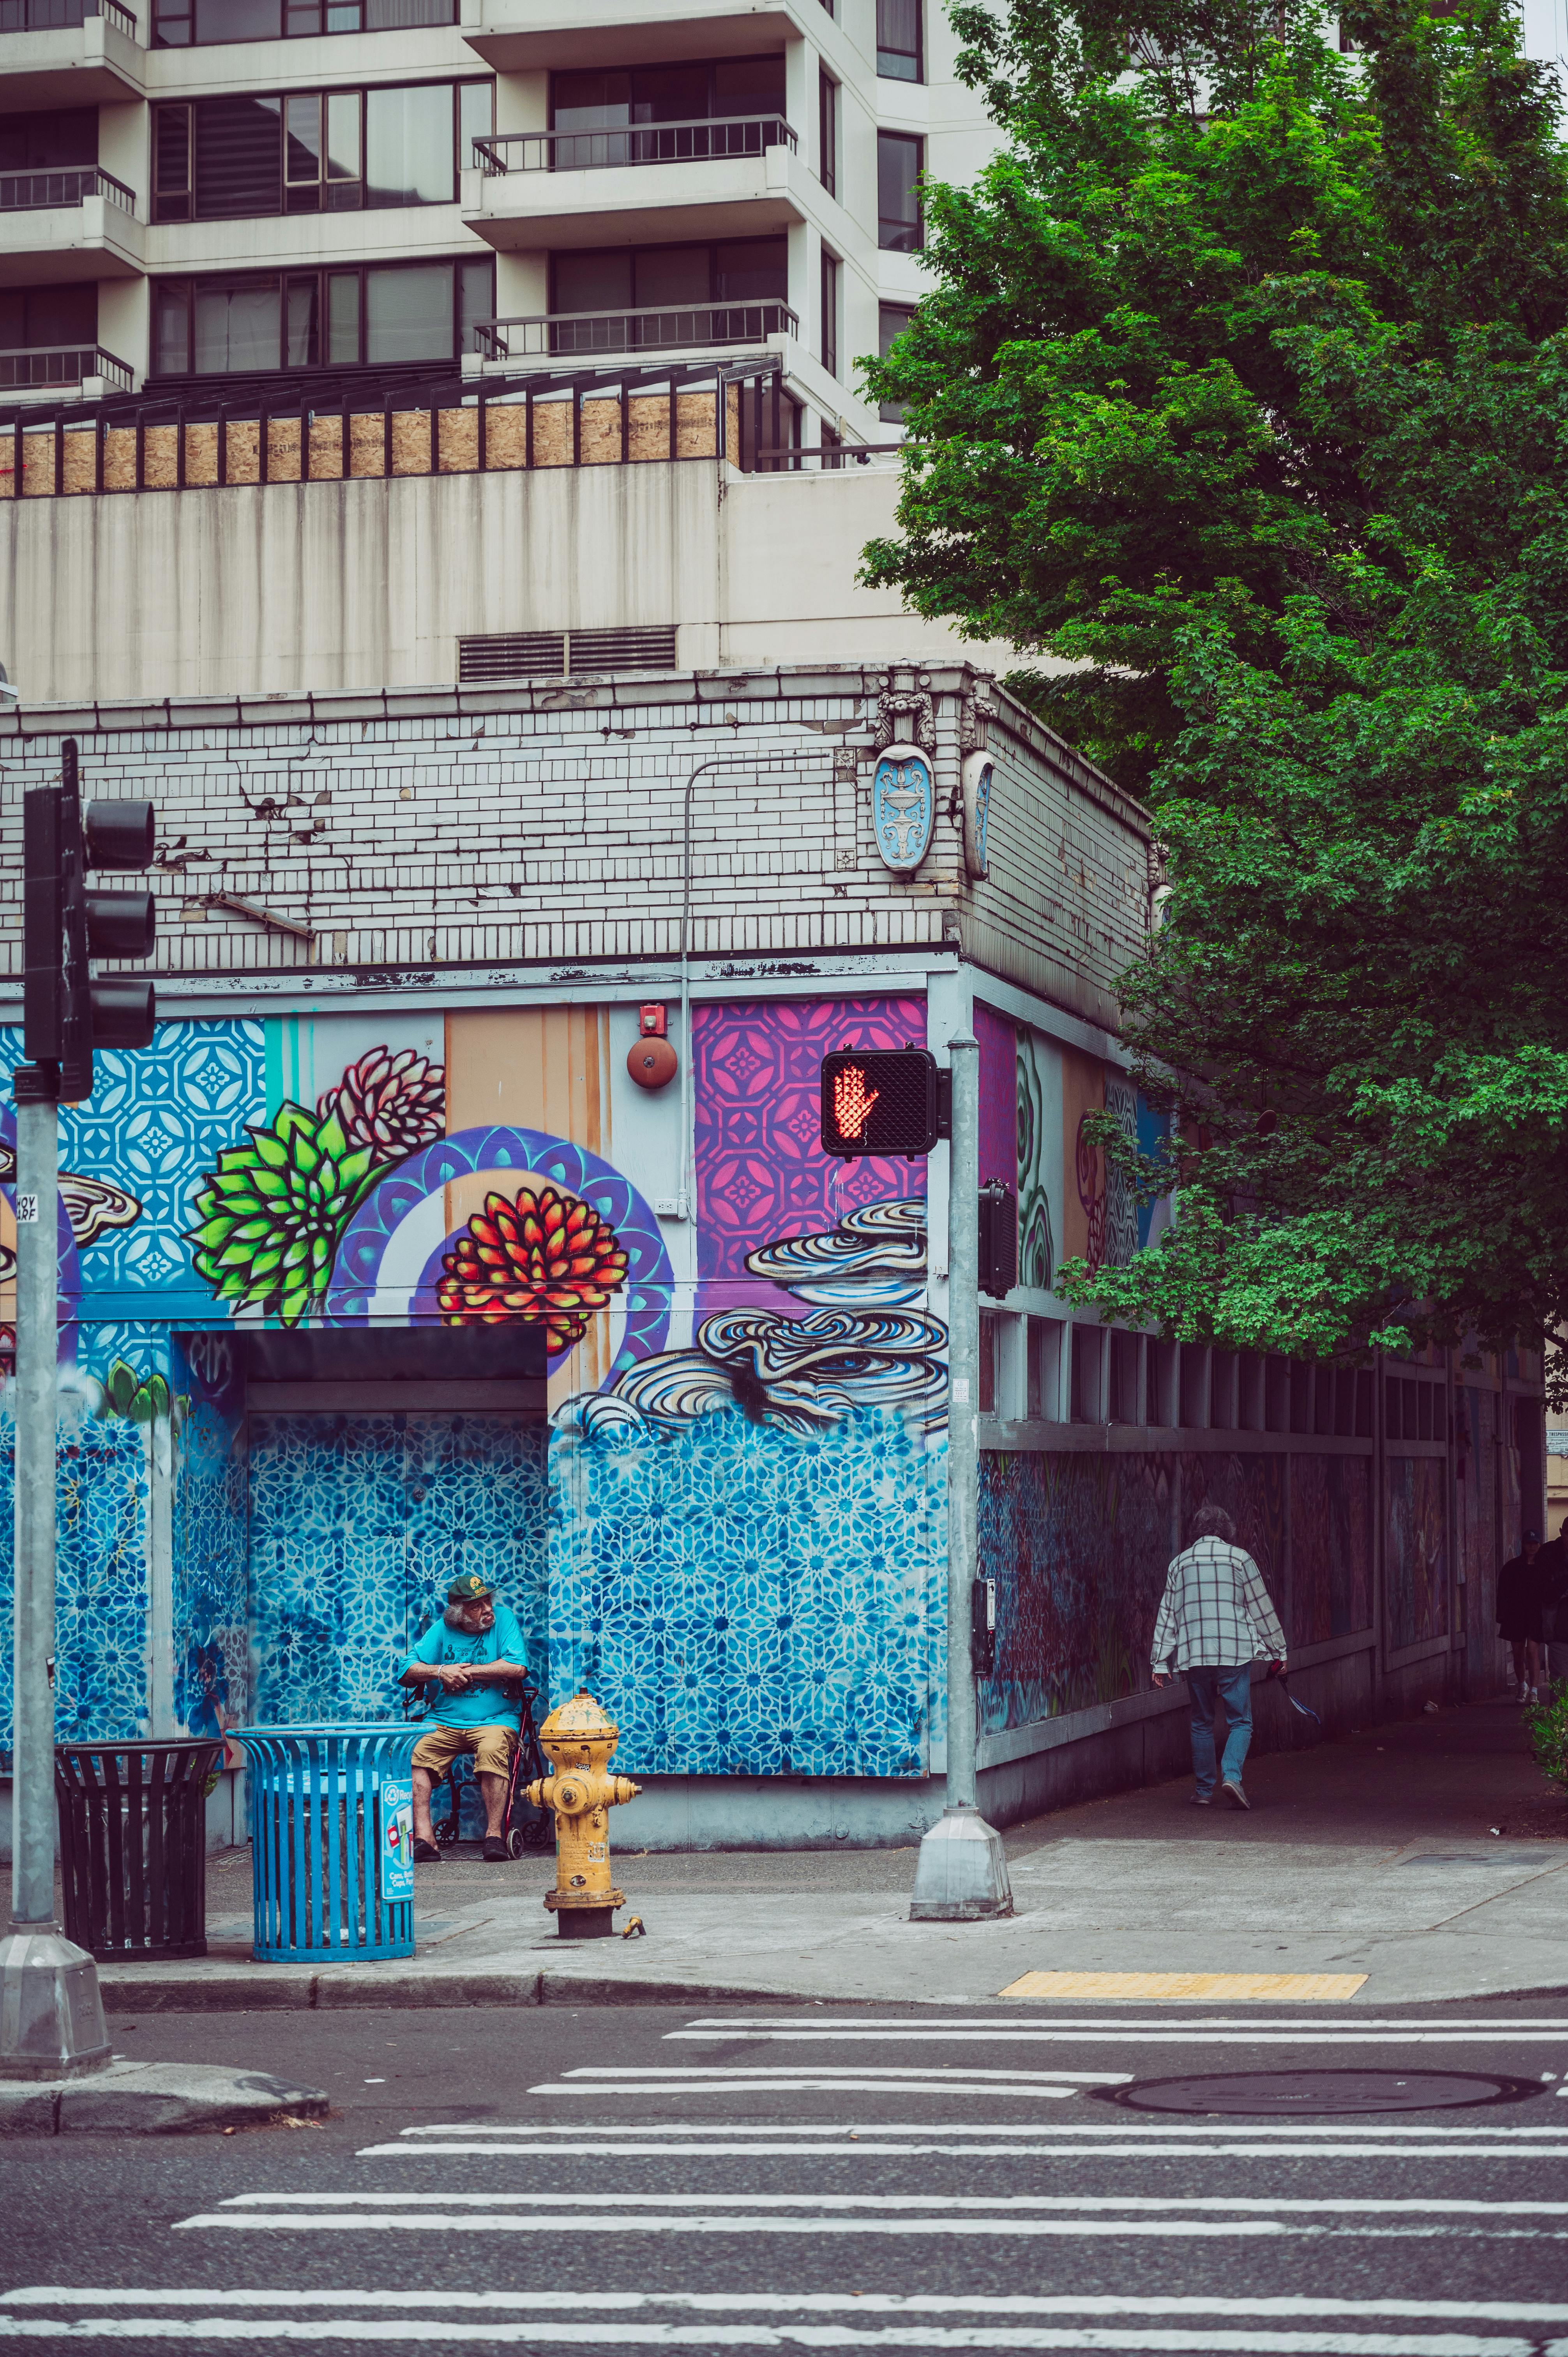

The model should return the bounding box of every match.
[1187,1502,1237,1546]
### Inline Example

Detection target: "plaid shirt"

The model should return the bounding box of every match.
[1151,1538,1287,1673]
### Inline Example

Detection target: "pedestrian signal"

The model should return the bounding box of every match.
[819,1047,940,1159]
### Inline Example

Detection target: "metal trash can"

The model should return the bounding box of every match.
[55,1738,223,1962]
[233,1724,420,1964]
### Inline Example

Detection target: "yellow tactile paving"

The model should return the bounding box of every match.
[997,1970,1369,2002]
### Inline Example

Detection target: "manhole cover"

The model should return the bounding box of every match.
[1099,2069,1542,2116]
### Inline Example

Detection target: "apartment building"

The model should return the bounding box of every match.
[0,0,992,428]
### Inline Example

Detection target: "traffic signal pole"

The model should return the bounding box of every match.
[908,1032,1013,1921]
[10,1085,58,1931]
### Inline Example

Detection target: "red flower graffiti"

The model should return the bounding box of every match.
[436,1184,629,1352]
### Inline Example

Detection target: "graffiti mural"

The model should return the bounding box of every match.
[1290,1454,1372,1645]
[1386,1456,1448,1649]
[976,1451,1175,1728]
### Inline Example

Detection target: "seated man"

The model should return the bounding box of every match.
[400,1573,530,1863]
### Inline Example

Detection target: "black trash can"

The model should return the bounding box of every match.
[55,1738,223,1961]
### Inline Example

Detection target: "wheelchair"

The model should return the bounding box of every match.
[408,1675,553,1858]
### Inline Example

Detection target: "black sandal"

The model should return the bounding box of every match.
[412,1837,443,1862]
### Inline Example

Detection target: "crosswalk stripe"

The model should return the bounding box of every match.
[10,2291,1568,2317]
[213,2193,1568,2217]
[171,2212,1568,2240]
[355,2141,1568,2161]
[397,2120,1568,2140]
[671,2018,1568,2047]
[0,2318,1552,2349]
[526,2080,1088,2098]
[0,2320,1552,2350]
[561,2069,1134,2082]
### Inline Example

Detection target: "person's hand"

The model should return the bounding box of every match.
[1152,1672,1169,1688]
[435,1663,472,1692]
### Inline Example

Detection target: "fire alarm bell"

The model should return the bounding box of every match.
[628,1005,677,1091]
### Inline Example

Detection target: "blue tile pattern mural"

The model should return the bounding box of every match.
[247,1412,549,1728]
[549,1403,943,1777]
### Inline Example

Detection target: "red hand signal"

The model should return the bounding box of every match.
[833,1065,880,1142]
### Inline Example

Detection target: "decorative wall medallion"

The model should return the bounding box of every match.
[873,742,935,873]
[961,749,992,880]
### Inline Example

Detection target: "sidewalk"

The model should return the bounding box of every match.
[26,1696,1561,2011]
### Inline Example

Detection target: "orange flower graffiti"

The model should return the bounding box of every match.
[436,1184,629,1351]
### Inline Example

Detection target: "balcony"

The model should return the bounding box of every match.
[0,0,145,108]
[0,166,145,283]
[471,297,798,362]
[0,342,133,397]
[461,0,801,72]
[464,119,805,251]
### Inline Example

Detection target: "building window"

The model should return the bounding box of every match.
[876,0,922,80]
[820,247,839,378]
[0,281,96,353]
[150,254,493,375]
[878,300,914,422]
[877,130,922,251]
[152,0,456,45]
[549,57,785,157]
[818,66,837,198]
[151,80,490,221]
[0,108,97,172]
[552,236,787,316]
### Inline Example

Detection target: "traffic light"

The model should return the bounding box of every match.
[23,737,156,1104]
[978,1178,1017,1299]
[820,1047,941,1159]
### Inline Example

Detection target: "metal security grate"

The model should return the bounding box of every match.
[458,627,677,683]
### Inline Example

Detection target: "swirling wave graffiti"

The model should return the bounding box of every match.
[557,1196,947,1438]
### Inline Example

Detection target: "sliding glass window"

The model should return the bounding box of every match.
[152,80,490,221]
[153,0,456,46]
[151,255,494,375]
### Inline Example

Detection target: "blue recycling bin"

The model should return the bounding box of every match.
[235,1725,422,1964]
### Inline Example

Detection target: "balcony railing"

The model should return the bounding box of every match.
[473,300,798,360]
[473,117,796,175]
[0,344,132,392]
[0,165,136,214]
[0,0,135,28]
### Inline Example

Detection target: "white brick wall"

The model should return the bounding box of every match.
[0,664,1151,1030]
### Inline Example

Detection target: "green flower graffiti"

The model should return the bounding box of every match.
[101,1359,172,1424]
[185,1102,377,1325]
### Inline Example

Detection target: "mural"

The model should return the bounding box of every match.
[1289,1454,1372,1645]
[1386,1456,1448,1650]
[976,1451,1175,1728]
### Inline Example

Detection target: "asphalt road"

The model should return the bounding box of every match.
[3,1995,1567,2352]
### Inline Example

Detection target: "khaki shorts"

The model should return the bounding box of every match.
[412,1723,518,1780]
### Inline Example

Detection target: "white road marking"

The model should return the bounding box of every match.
[11,2290,1568,2318]
[175,2213,1289,2239]
[214,2192,1568,2217]
[670,2017,1568,2045]
[526,2080,1087,2098]
[558,2068,1130,2083]
[0,2320,1554,2351]
[0,2320,1556,2350]
[356,2140,1568,2161]
[398,2120,1568,2139]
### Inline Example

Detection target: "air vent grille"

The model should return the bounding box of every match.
[459,626,677,683]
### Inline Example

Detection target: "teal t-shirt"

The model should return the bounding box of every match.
[402,1604,528,1730]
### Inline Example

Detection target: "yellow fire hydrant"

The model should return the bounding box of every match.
[525,1689,640,1938]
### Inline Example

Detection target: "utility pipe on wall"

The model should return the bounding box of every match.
[11,1092,57,1929]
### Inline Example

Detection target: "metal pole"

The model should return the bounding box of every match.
[11,1093,57,1927]
[945,1031,979,1811]
[908,1030,1011,1921]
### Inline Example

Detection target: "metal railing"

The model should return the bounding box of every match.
[473,300,798,361]
[473,116,796,175]
[0,165,136,214]
[0,0,135,29]
[0,345,132,392]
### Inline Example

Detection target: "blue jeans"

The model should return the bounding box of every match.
[1186,1664,1254,1797]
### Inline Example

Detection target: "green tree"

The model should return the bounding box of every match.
[863,0,1568,1372]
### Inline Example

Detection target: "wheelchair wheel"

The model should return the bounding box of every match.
[506,1826,527,1859]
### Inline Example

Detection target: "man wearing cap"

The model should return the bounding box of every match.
[400,1574,530,1862]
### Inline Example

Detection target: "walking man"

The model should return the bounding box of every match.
[1151,1501,1288,1811]
[1496,1530,1545,1704]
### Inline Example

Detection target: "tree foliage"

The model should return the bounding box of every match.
[862,0,1568,1375]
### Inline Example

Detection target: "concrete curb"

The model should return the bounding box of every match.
[0,2058,329,2135]
[101,1970,823,2012]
